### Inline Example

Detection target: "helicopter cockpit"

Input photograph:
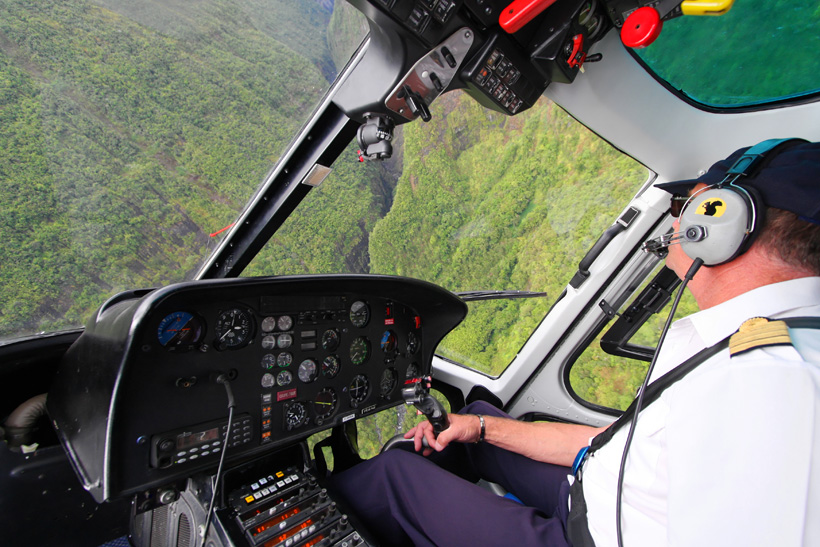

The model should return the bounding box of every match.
[1,0,818,546]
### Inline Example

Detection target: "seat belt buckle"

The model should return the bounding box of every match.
[572,445,590,478]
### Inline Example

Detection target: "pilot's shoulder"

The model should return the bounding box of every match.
[727,316,820,367]
[729,317,793,357]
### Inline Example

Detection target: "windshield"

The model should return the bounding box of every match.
[632,0,820,107]
[0,0,367,341]
[0,0,651,379]
[244,93,648,375]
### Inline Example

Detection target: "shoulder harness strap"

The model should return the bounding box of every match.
[589,316,820,453]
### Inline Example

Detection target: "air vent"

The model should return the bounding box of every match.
[176,512,192,547]
[150,505,169,547]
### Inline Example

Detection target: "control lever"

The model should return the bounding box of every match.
[399,85,432,123]
[402,377,448,435]
[380,377,448,453]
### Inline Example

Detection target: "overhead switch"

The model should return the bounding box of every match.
[499,0,559,33]
[620,6,663,48]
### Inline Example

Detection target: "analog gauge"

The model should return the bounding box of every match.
[313,388,337,422]
[322,355,340,379]
[261,316,277,333]
[261,373,275,389]
[277,315,294,331]
[157,312,204,349]
[284,402,307,431]
[322,329,340,351]
[277,333,293,349]
[214,308,253,350]
[277,352,293,368]
[261,354,276,370]
[349,337,371,366]
[380,368,398,397]
[406,362,420,379]
[298,359,318,383]
[261,335,277,350]
[348,374,370,407]
[406,332,419,355]
[276,370,293,386]
[349,301,370,328]
[380,330,398,353]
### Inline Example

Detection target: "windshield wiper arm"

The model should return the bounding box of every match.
[456,290,547,302]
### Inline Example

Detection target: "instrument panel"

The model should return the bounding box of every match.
[48,275,466,503]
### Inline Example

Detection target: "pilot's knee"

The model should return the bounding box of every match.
[461,399,505,417]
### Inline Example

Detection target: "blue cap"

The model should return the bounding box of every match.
[656,140,820,224]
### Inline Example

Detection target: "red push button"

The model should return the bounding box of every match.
[621,7,663,48]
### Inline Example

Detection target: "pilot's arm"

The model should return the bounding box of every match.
[406,411,606,466]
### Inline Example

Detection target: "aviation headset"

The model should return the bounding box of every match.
[668,138,809,265]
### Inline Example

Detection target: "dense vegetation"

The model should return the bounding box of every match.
[0,0,345,335]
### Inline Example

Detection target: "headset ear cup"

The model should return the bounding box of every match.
[679,188,754,265]
[736,185,764,254]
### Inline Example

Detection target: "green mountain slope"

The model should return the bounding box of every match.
[0,0,329,335]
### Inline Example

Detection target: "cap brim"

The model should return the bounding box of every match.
[654,179,699,195]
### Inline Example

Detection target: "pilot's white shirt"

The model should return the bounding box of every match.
[581,276,820,547]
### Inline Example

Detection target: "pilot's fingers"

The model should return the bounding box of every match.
[411,421,433,453]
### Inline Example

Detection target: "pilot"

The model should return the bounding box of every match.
[330,141,820,546]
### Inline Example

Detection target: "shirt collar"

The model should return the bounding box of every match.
[686,276,820,347]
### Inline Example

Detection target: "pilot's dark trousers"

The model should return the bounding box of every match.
[329,401,572,546]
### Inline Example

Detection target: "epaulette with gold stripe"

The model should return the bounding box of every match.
[729,317,792,357]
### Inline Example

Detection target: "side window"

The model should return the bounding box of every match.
[569,266,698,410]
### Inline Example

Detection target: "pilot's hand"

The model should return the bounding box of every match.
[404,413,482,456]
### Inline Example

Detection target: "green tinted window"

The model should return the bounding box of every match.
[634,1,820,106]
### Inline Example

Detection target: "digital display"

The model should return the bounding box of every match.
[176,427,219,449]
[253,507,302,537]
[260,295,344,315]
[238,489,299,523]
[263,518,314,547]
[303,535,325,547]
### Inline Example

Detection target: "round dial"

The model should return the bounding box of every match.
[285,402,307,430]
[322,329,340,351]
[406,331,419,355]
[261,335,277,350]
[261,316,277,333]
[348,374,370,407]
[277,315,294,331]
[349,301,370,328]
[276,370,293,387]
[261,354,276,369]
[349,337,371,366]
[380,330,398,353]
[157,312,204,348]
[322,355,340,379]
[277,333,293,349]
[380,368,397,397]
[261,373,275,388]
[277,352,293,368]
[214,308,253,349]
[313,388,337,422]
[298,359,318,383]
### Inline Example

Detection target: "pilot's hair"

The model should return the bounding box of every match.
[757,207,820,276]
